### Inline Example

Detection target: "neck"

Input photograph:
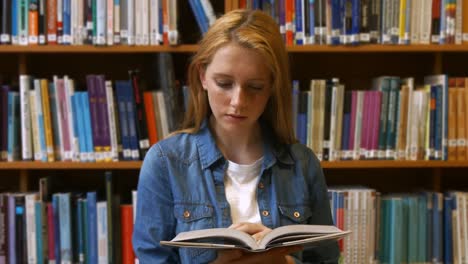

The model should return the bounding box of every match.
[209,116,264,164]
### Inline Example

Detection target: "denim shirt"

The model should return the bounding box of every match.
[133,122,339,264]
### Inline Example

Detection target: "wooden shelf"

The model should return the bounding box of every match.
[287,44,468,53]
[0,45,199,53]
[1,44,468,53]
[2,161,468,170]
[321,160,468,169]
[0,161,143,169]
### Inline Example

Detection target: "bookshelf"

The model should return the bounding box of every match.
[0,1,467,263]
[0,0,466,195]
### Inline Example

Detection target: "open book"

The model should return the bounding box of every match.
[160,224,350,252]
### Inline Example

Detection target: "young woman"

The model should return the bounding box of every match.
[133,9,339,264]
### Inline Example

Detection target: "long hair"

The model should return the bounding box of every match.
[179,9,296,144]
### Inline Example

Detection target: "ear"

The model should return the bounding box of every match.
[198,65,207,90]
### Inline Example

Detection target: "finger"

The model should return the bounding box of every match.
[233,223,272,236]
[251,228,271,242]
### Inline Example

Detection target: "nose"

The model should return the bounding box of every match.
[230,86,248,109]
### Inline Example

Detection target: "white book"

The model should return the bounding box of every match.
[97,201,108,264]
[29,91,42,161]
[402,78,414,160]
[127,0,135,45]
[353,91,364,160]
[52,76,65,161]
[25,193,39,264]
[455,0,463,44]
[199,0,216,26]
[141,0,149,45]
[419,0,432,44]
[114,0,121,43]
[135,0,141,45]
[70,0,77,44]
[167,0,178,45]
[107,0,114,45]
[105,80,119,161]
[316,80,326,161]
[77,0,85,44]
[96,0,107,45]
[34,79,47,161]
[149,0,160,45]
[156,91,170,139]
[410,0,420,44]
[20,75,33,160]
[64,77,77,161]
[132,190,137,221]
[161,225,350,252]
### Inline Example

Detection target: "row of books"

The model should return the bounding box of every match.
[294,75,468,161]
[0,0,213,46]
[0,53,182,162]
[240,0,468,46]
[2,176,466,264]
[0,172,137,264]
[328,188,468,264]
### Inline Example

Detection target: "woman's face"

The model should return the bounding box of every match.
[200,44,272,135]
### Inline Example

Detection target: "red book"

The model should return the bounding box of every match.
[144,92,159,145]
[46,202,55,262]
[121,205,135,264]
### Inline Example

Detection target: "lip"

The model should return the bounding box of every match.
[226,114,247,120]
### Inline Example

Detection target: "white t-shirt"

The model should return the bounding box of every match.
[224,157,264,224]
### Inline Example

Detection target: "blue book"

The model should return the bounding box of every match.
[292,80,300,138]
[86,192,98,264]
[386,77,400,159]
[432,193,443,264]
[297,92,308,145]
[7,92,19,161]
[307,0,315,44]
[439,0,447,44]
[34,201,47,263]
[82,199,89,264]
[295,0,304,45]
[115,81,131,160]
[429,86,437,160]
[443,194,453,264]
[189,0,208,34]
[72,93,85,161]
[350,0,360,45]
[81,91,95,161]
[330,0,342,45]
[124,80,140,160]
[341,91,351,159]
[62,0,71,44]
[52,194,61,264]
[424,75,448,160]
[76,198,85,263]
[58,193,72,263]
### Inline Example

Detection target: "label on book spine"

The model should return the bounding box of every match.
[139,139,150,149]
[463,34,468,42]
[360,33,370,42]
[1,34,10,42]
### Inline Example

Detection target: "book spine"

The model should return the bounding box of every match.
[7,92,20,161]
[28,0,39,44]
[20,75,33,161]
[41,80,55,162]
[107,0,114,45]
[113,0,120,43]
[86,192,98,264]
[25,194,38,264]
[18,0,29,45]
[116,81,131,160]
[46,0,57,43]
[105,81,119,161]
[62,0,71,44]
[97,75,111,161]
[46,202,55,263]
[82,91,95,161]
[0,0,11,44]
[96,202,108,263]
[38,0,46,44]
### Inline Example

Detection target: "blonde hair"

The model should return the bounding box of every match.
[180,9,296,144]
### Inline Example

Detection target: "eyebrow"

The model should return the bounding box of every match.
[211,73,266,82]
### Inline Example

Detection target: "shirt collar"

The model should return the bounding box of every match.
[194,119,294,170]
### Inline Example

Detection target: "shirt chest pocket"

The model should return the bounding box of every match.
[278,205,312,226]
[174,203,217,262]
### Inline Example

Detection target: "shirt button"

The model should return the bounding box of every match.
[293,212,301,218]
[183,210,190,218]
[262,210,269,217]
[258,182,264,189]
